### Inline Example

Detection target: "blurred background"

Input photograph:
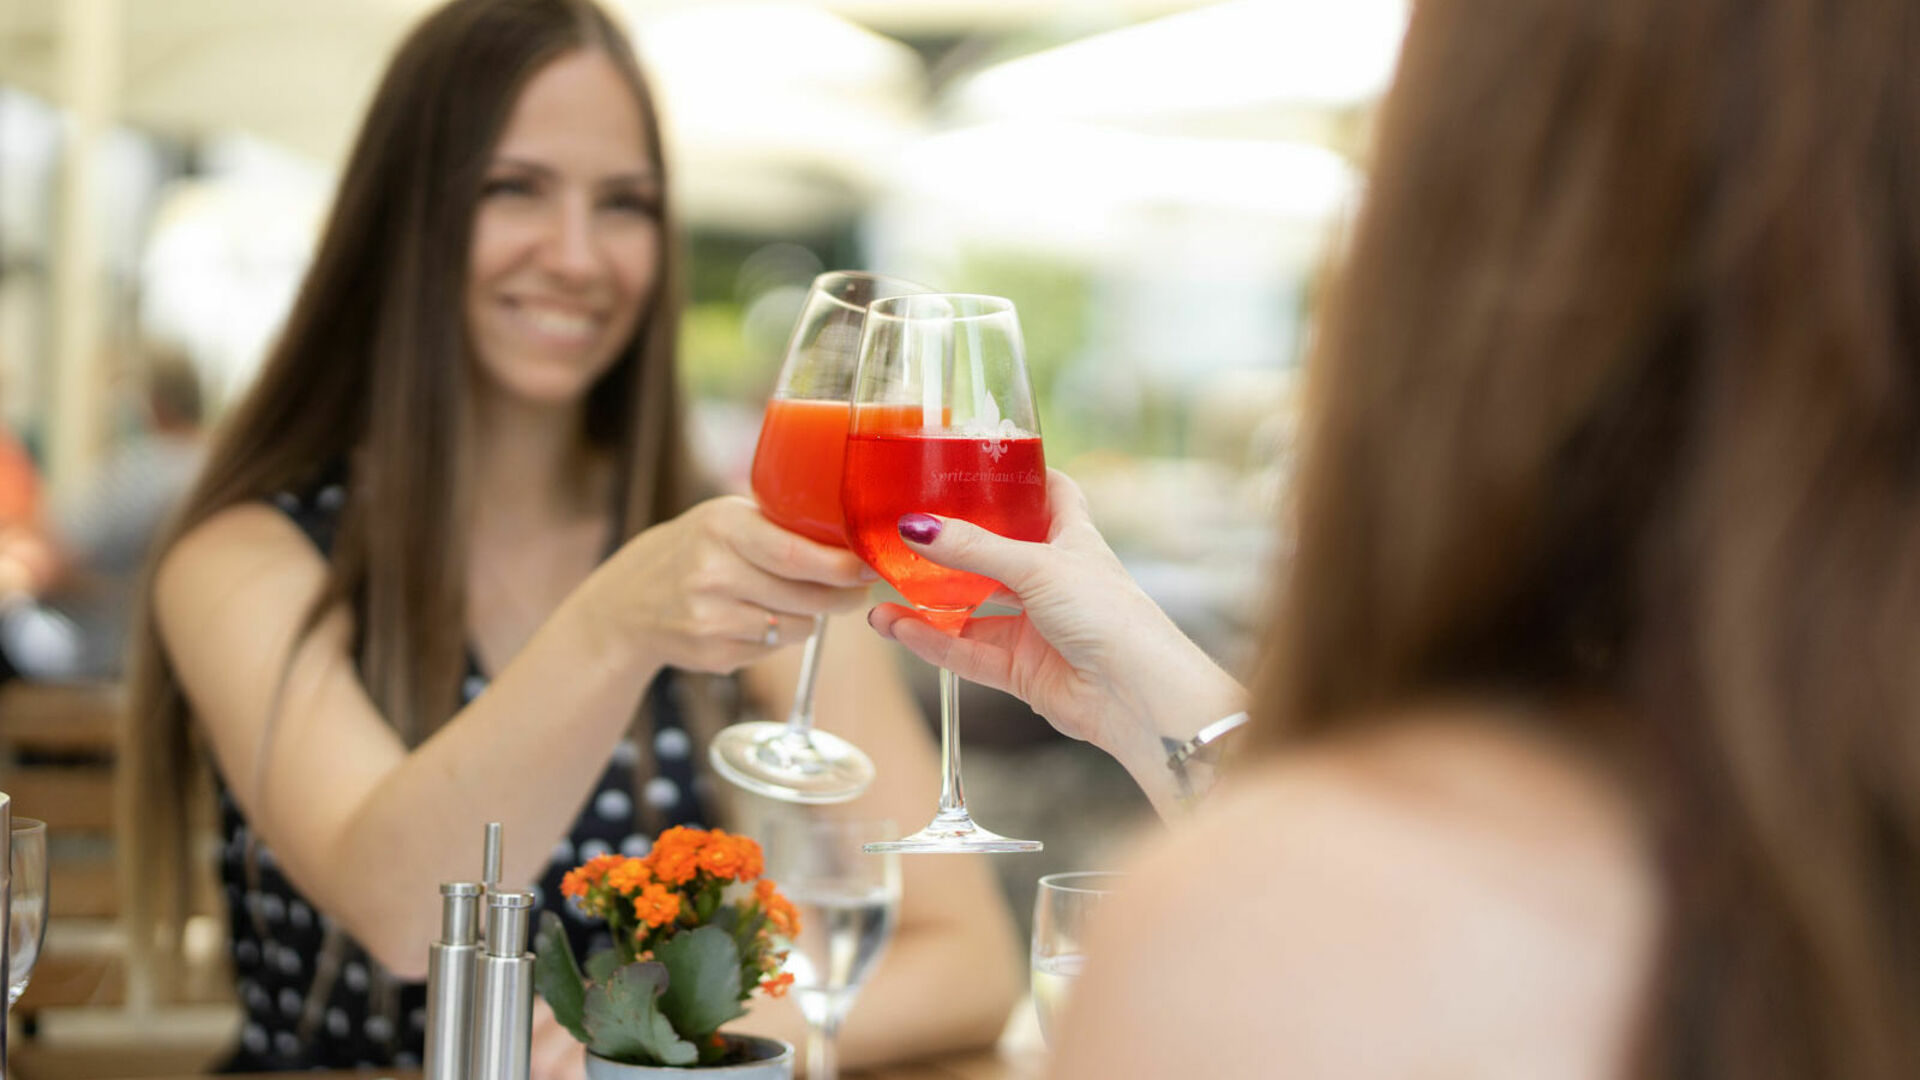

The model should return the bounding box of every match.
[0,0,1404,1069]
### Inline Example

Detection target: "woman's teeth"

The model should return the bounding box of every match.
[522,306,596,340]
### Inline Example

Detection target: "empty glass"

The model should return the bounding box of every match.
[1030,871,1120,1045]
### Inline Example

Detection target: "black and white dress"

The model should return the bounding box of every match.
[216,480,713,1070]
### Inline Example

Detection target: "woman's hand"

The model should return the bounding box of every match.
[583,495,873,675]
[866,470,1246,801]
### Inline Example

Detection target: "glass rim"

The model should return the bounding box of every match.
[1037,870,1123,895]
[865,292,1016,324]
[808,270,935,317]
[10,816,46,835]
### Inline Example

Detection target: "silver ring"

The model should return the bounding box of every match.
[762,613,780,647]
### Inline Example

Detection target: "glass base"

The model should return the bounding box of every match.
[863,810,1042,854]
[708,722,875,804]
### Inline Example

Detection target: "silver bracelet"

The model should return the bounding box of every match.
[1161,711,1251,802]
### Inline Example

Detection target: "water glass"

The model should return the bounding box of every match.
[1031,871,1120,1045]
[765,816,900,1080]
[8,817,48,1008]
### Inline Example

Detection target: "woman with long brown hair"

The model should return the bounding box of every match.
[127,0,1018,1071]
[873,0,1920,1075]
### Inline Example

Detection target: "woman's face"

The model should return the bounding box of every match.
[466,48,662,411]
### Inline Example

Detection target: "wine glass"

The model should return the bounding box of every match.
[765,815,901,1080]
[709,270,935,804]
[1030,871,1120,1045]
[843,293,1050,853]
[8,817,47,1008]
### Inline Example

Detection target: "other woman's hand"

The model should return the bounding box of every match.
[866,470,1245,798]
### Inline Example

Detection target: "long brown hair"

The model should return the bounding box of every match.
[121,0,696,998]
[1258,0,1920,1076]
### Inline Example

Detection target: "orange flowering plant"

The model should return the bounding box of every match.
[533,826,801,1068]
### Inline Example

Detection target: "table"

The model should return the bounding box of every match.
[122,1045,1042,1080]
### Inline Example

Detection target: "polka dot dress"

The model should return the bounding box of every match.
[215,481,712,1071]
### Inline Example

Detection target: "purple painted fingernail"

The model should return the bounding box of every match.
[898,513,941,544]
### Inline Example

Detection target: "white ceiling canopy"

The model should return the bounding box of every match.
[0,0,929,229]
[953,0,1409,139]
[875,120,1358,262]
[0,0,437,164]
[623,2,925,230]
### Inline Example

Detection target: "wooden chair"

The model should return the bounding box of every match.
[1,680,234,1078]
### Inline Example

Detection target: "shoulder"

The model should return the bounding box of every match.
[1049,710,1658,1080]
[154,501,332,641]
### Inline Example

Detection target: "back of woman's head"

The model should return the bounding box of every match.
[1263,0,1920,1075]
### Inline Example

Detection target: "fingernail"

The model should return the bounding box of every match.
[898,513,941,545]
[859,566,881,581]
[866,607,888,636]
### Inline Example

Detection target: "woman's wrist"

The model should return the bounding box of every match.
[1098,606,1248,813]
[554,573,662,692]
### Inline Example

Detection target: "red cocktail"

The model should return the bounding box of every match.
[843,429,1048,632]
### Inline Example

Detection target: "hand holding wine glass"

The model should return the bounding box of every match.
[843,293,1050,853]
[865,470,1249,818]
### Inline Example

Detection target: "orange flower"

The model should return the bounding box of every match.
[605,857,652,894]
[732,835,764,881]
[760,971,795,998]
[647,826,704,886]
[633,882,683,928]
[697,829,748,880]
[755,879,800,938]
[563,853,627,901]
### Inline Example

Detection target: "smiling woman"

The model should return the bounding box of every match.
[120,0,1020,1074]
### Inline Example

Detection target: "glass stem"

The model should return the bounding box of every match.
[807,1019,842,1080]
[937,667,966,816]
[782,614,831,737]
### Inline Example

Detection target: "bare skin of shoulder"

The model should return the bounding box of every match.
[1047,710,1660,1080]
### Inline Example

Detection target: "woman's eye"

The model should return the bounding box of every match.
[603,191,662,217]
[481,176,537,198]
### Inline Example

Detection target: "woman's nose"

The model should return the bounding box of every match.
[539,195,601,282]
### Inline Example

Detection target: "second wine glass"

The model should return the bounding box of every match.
[843,293,1050,853]
[709,270,932,803]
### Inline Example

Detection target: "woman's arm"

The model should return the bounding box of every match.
[731,609,1023,1066]
[867,470,1248,816]
[155,496,869,978]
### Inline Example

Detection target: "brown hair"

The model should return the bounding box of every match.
[1258,0,1920,1076]
[121,0,696,998]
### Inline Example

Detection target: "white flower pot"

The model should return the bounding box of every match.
[584,1034,795,1079]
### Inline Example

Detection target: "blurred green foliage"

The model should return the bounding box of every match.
[680,301,770,404]
[945,250,1100,463]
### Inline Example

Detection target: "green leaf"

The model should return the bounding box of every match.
[655,925,748,1040]
[532,912,589,1043]
[586,946,623,984]
[582,962,698,1067]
